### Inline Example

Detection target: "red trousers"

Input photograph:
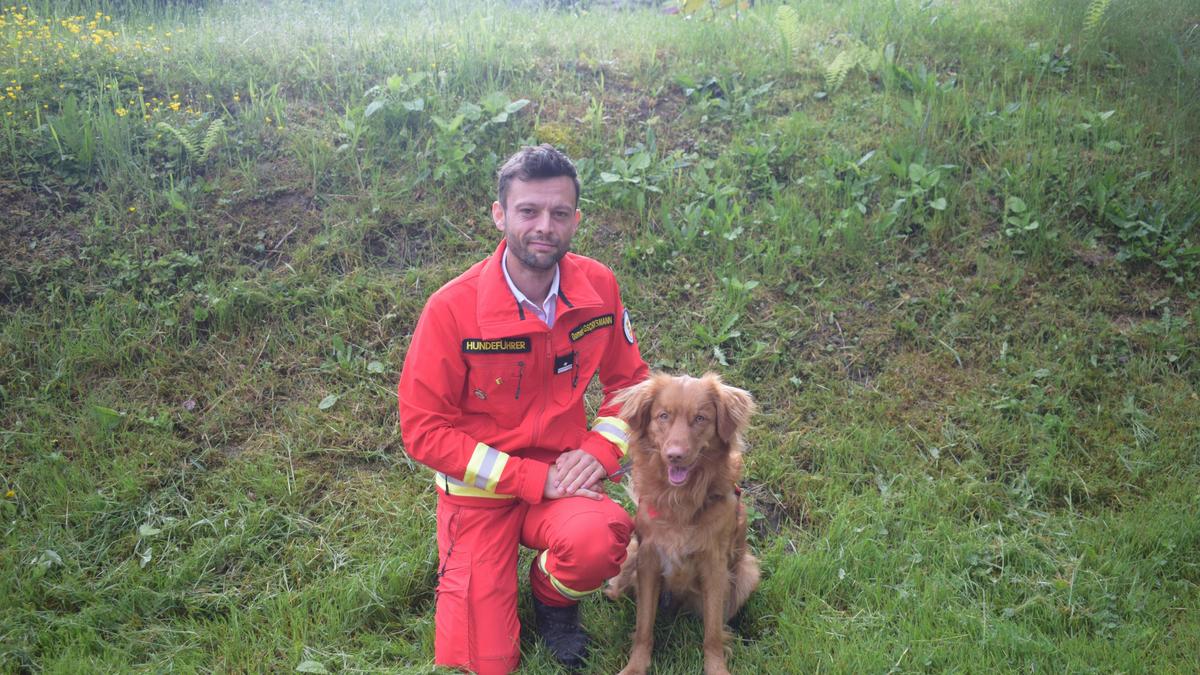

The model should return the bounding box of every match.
[434,491,633,674]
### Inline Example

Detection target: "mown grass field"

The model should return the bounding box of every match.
[2,0,1198,672]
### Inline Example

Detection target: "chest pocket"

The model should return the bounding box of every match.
[463,357,527,422]
[552,337,604,406]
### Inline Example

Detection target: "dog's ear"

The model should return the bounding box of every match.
[710,376,755,444]
[613,374,661,432]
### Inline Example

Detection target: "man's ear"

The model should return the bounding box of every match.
[613,374,663,433]
[491,201,505,231]
[707,374,755,444]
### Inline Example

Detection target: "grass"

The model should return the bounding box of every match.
[2,0,1198,672]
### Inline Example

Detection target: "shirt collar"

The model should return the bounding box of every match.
[501,250,559,316]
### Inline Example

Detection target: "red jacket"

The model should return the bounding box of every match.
[398,241,649,504]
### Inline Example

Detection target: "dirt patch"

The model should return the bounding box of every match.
[0,181,86,304]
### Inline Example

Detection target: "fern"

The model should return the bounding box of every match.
[1083,0,1112,42]
[156,121,199,158]
[155,118,226,163]
[825,49,860,91]
[198,118,226,162]
[777,4,802,56]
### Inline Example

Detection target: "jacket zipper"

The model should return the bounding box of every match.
[529,331,553,450]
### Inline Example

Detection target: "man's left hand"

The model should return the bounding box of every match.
[554,449,606,496]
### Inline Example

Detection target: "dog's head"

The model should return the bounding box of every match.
[615,372,755,487]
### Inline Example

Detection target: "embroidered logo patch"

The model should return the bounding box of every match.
[461,337,531,354]
[622,309,635,345]
[569,314,615,342]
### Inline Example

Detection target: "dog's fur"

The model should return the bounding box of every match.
[606,372,759,675]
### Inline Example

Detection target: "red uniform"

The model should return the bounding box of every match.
[398,240,649,674]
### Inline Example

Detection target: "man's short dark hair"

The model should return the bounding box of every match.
[496,144,580,208]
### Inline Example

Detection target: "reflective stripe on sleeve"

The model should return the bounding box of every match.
[538,550,601,600]
[590,416,631,457]
[435,471,515,500]
[463,442,509,492]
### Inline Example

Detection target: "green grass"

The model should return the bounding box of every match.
[2,0,1198,672]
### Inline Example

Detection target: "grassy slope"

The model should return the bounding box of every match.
[1,0,1198,672]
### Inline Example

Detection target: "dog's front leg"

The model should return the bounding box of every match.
[699,551,732,675]
[617,543,661,675]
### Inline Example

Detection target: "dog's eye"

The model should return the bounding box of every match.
[694,414,707,424]
[656,412,669,422]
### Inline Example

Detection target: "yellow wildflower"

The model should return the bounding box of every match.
[4,489,13,499]
[115,107,127,117]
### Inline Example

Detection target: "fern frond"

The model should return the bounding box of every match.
[156,121,199,158]
[1083,0,1112,41]
[777,5,802,56]
[198,119,226,163]
[825,49,857,91]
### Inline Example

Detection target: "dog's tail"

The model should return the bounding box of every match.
[726,552,761,621]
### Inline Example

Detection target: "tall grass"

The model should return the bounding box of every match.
[2,0,1198,672]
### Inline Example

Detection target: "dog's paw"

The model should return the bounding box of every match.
[703,661,731,675]
[617,650,651,675]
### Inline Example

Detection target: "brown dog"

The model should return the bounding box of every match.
[606,372,759,675]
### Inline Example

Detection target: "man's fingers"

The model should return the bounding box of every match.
[573,485,603,500]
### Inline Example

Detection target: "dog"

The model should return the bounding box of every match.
[605,372,759,675]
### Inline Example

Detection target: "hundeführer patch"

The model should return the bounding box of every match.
[461,337,531,354]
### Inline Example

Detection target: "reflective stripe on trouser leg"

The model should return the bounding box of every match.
[522,495,634,608]
[434,494,525,674]
[536,549,600,601]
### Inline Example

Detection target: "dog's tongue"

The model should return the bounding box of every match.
[668,466,690,485]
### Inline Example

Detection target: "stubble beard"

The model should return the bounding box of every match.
[510,235,568,271]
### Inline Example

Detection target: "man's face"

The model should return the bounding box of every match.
[492,176,581,273]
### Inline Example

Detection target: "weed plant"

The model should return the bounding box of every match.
[2,0,1198,672]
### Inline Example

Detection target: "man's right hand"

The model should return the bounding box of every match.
[543,464,602,501]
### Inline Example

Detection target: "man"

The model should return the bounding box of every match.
[397,144,649,674]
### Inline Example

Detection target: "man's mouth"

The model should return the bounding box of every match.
[668,465,690,485]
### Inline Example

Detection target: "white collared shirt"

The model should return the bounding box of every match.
[502,253,560,328]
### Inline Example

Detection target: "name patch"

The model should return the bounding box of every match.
[462,337,531,354]
[569,314,615,342]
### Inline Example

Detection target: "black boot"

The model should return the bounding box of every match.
[532,595,589,670]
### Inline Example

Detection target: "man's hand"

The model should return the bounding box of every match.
[543,456,604,501]
[555,449,607,495]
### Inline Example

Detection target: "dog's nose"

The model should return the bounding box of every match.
[665,444,688,464]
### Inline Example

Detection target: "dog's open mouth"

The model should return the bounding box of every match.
[667,465,690,485]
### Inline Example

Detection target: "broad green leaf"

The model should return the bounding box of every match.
[367,361,385,374]
[364,100,385,118]
[318,394,339,411]
[139,524,162,537]
[505,99,530,114]
[92,405,124,431]
[296,661,329,674]
[402,97,424,112]
[908,163,926,182]
[931,197,947,211]
[599,172,621,183]
[1006,196,1027,213]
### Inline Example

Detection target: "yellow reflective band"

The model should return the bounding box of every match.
[538,550,600,599]
[591,416,631,457]
[462,442,510,492]
[435,472,515,500]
